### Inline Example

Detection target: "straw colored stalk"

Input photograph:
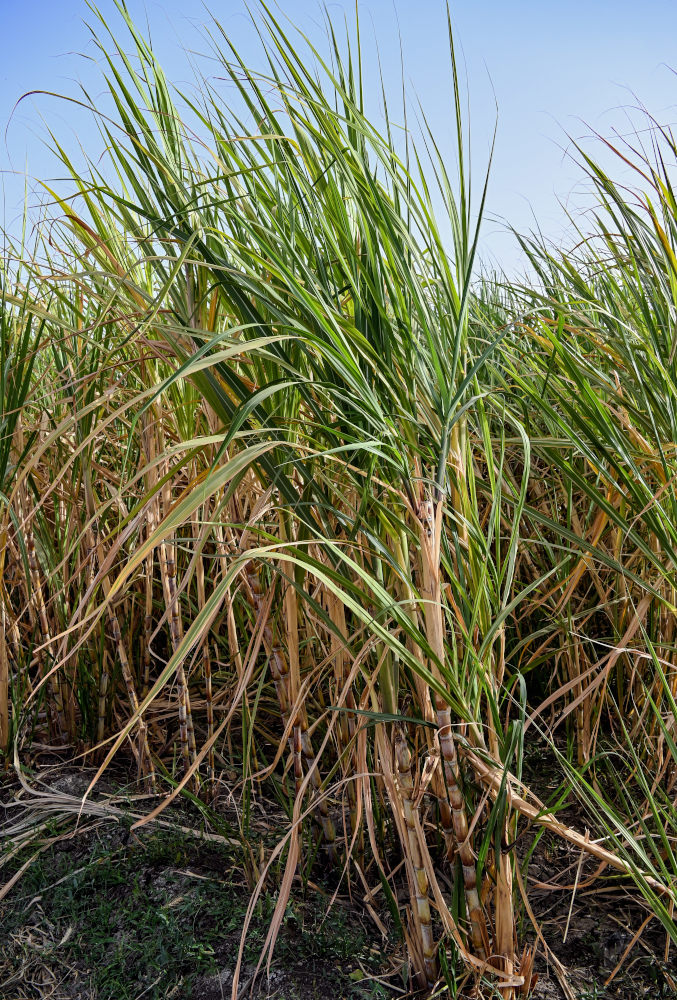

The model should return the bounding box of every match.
[192,498,214,794]
[104,598,156,789]
[93,536,109,747]
[494,813,516,997]
[156,428,198,782]
[84,473,155,787]
[185,272,214,792]
[0,508,15,749]
[142,528,154,699]
[0,585,8,749]
[158,528,194,777]
[241,555,337,860]
[394,723,438,986]
[324,585,359,837]
[417,497,487,958]
[19,489,67,741]
[279,515,304,804]
[213,519,253,769]
[140,411,157,698]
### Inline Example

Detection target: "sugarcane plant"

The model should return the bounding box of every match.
[3,2,677,997]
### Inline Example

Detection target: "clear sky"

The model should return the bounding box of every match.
[2,0,677,274]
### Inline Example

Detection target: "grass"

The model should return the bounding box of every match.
[2,818,394,1000]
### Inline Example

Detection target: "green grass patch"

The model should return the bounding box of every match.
[1,825,392,1000]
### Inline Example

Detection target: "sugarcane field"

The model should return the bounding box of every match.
[1,2,677,998]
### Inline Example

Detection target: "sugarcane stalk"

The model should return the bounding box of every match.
[20,489,67,742]
[141,504,156,700]
[417,497,487,958]
[105,596,156,791]
[84,471,155,789]
[156,431,199,784]
[158,533,192,777]
[0,510,12,751]
[3,536,22,664]
[394,723,438,986]
[140,408,157,698]
[214,519,259,775]
[279,517,304,804]
[325,585,359,837]
[84,514,109,750]
[494,811,516,998]
[242,555,337,860]
[0,586,8,752]
[97,647,110,749]
[142,535,154,698]
[193,500,214,794]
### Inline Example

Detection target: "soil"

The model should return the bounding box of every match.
[1,753,676,1000]
[524,828,676,1000]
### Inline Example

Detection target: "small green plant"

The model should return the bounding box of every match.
[0,822,393,1000]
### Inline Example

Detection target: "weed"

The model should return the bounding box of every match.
[1,824,393,1000]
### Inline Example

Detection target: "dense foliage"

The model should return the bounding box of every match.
[2,4,677,996]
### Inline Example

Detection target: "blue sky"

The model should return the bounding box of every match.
[2,0,677,273]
